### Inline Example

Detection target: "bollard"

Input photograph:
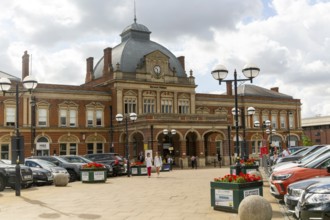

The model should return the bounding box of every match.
[180,158,183,169]
[238,195,272,220]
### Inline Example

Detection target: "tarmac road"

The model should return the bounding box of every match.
[0,167,295,220]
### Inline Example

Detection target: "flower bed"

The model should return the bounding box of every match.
[81,162,107,183]
[210,173,263,212]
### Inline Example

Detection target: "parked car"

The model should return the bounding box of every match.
[25,158,69,184]
[60,155,113,177]
[295,176,330,220]
[272,145,330,174]
[288,146,307,154]
[270,152,330,199]
[84,153,125,176]
[29,156,83,182]
[0,161,33,191]
[284,176,330,213]
[275,145,325,164]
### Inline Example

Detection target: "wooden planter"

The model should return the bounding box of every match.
[210,180,263,213]
[81,169,107,183]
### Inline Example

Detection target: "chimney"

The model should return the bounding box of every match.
[103,47,112,76]
[22,51,29,79]
[271,87,279,92]
[177,56,185,71]
[226,81,232,96]
[85,57,94,83]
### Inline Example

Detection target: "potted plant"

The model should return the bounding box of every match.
[210,172,263,213]
[81,162,107,183]
[230,158,259,175]
[130,161,147,176]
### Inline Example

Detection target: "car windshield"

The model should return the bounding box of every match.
[299,147,330,164]
[35,159,57,167]
[291,148,308,156]
[61,156,92,163]
[304,152,330,168]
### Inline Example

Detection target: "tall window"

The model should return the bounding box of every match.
[1,144,9,159]
[280,114,286,128]
[289,113,294,129]
[38,109,47,127]
[59,107,77,127]
[161,99,173,113]
[143,98,155,113]
[272,114,278,129]
[5,107,15,126]
[178,99,190,114]
[86,104,104,128]
[87,143,103,154]
[124,98,136,114]
[59,143,77,155]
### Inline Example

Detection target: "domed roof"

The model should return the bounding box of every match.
[93,22,185,78]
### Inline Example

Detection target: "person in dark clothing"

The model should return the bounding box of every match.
[138,151,145,163]
[217,153,222,168]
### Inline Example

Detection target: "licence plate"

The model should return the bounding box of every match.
[23,175,32,180]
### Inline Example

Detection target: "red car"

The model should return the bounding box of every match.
[270,152,330,199]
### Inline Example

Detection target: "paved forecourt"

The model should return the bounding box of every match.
[0,167,290,220]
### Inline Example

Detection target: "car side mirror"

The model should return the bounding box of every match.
[36,165,41,168]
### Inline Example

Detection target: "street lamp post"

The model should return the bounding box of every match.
[163,128,176,156]
[266,127,276,155]
[211,64,260,169]
[0,75,38,196]
[115,112,137,177]
[240,107,255,160]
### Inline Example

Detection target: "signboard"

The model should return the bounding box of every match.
[36,142,50,150]
[214,189,234,207]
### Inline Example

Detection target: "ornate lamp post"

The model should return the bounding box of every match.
[211,64,260,169]
[0,75,38,196]
[239,106,256,160]
[163,128,176,156]
[115,112,137,177]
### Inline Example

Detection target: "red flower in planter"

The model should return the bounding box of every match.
[82,162,105,169]
[214,172,261,183]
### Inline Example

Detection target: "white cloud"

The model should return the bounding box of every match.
[0,0,329,118]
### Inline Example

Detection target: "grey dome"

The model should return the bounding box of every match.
[93,22,185,78]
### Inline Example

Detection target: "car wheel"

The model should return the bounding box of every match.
[0,176,5,191]
[67,170,77,182]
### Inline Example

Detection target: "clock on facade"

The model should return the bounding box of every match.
[153,65,161,75]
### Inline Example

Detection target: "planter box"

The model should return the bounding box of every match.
[210,181,263,213]
[131,166,148,176]
[81,169,107,183]
[230,165,259,175]
[161,163,171,172]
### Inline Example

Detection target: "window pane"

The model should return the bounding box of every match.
[38,109,47,127]
[96,143,103,153]
[69,110,76,127]
[69,143,77,155]
[6,107,15,126]
[87,110,93,127]
[60,144,67,155]
[87,143,94,154]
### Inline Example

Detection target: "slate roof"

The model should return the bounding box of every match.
[236,84,293,99]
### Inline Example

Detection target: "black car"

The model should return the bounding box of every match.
[284,176,330,213]
[295,172,330,220]
[84,153,125,176]
[0,161,33,191]
[60,155,114,177]
[29,156,83,182]
[30,167,53,186]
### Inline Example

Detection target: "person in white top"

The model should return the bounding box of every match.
[145,153,153,178]
[154,152,163,176]
[282,147,290,157]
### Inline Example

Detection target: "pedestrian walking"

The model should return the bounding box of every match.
[191,155,196,169]
[217,152,222,168]
[282,147,290,157]
[138,151,145,163]
[154,152,162,176]
[145,152,153,178]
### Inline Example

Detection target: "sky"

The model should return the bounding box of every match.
[0,0,330,119]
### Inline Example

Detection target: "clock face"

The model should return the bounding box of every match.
[153,65,161,75]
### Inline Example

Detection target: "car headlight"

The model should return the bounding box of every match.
[273,174,292,180]
[305,193,330,204]
[291,188,304,197]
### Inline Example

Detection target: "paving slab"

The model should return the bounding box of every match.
[0,167,293,220]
